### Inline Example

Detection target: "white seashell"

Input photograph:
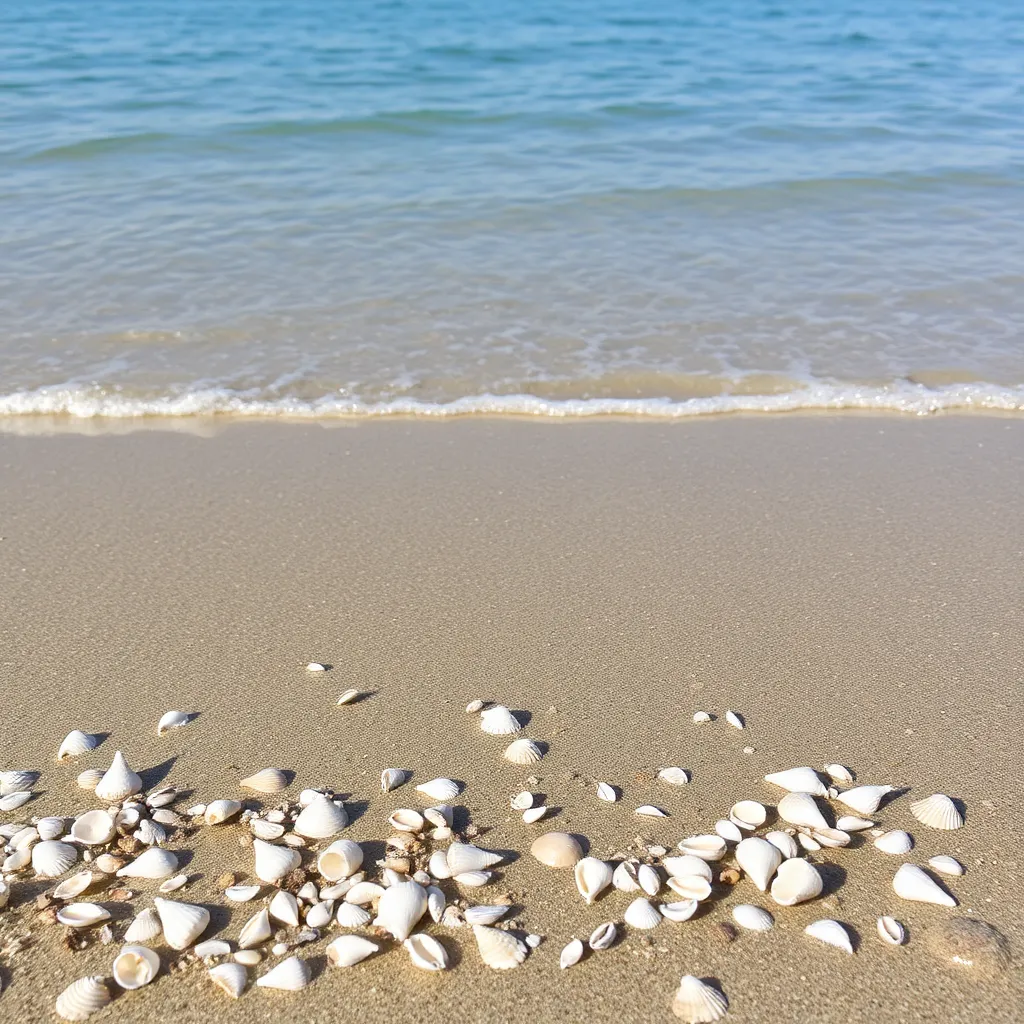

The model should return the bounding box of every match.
[372,880,427,940]
[388,808,425,833]
[824,763,854,783]
[336,688,362,705]
[715,819,744,843]
[238,908,272,949]
[510,791,535,810]
[253,839,301,883]
[115,806,142,833]
[0,791,32,811]
[317,839,363,881]
[523,806,548,823]
[764,767,827,796]
[805,919,853,953]
[638,863,661,896]
[53,870,96,901]
[836,816,875,832]
[57,903,111,928]
[233,950,262,966]
[327,935,379,967]
[425,803,455,827]
[77,769,104,791]
[116,847,178,880]
[465,699,486,713]
[770,858,823,906]
[677,835,727,861]
[94,752,142,803]
[146,786,178,809]
[55,976,111,1021]
[877,915,906,945]
[194,939,230,957]
[473,924,528,969]
[660,899,699,922]
[928,855,964,876]
[380,768,406,793]
[464,904,509,926]
[112,944,160,989]
[479,705,522,735]
[209,962,248,998]
[874,830,913,855]
[732,904,774,932]
[613,860,641,891]
[910,793,963,831]
[692,711,712,724]
[662,855,713,882]
[282,833,306,848]
[159,873,188,893]
[203,799,242,825]
[530,831,582,868]
[596,782,617,802]
[892,863,957,907]
[0,770,37,795]
[426,885,445,923]
[808,827,851,849]
[269,890,301,927]
[156,710,190,735]
[297,789,324,807]
[345,881,385,905]
[3,847,32,872]
[667,875,712,901]
[778,792,829,830]
[239,768,288,794]
[73,809,119,847]
[321,878,357,900]
[560,938,584,969]
[834,784,893,816]
[224,885,260,902]
[428,849,452,879]
[623,897,661,929]
[658,766,691,787]
[32,840,78,878]
[503,738,543,765]
[151,809,181,826]
[335,902,371,928]
[9,825,39,851]
[296,881,319,903]
[635,805,668,817]
[725,710,744,729]
[0,878,8,908]
[405,933,449,971]
[257,956,309,991]
[135,819,167,847]
[446,842,503,875]
[797,835,821,852]
[58,731,99,761]
[730,800,767,830]
[764,831,800,860]
[672,975,728,1023]
[155,897,210,949]
[415,777,460,801]
[589,922,617,949]
[250,818,285,841]
[124,907,162,943]
[574,857,613,904]
[306,662,326,672]
[454,870,492,886]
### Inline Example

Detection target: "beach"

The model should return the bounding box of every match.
[0,415,1020,1022]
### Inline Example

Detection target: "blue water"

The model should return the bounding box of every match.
[1,0,1023,421]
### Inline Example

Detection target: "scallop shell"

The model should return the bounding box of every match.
[479,705,522,735]
[71,810,116,846]
[874,830,913,855]
[715,819,744,843]
[76,769,104,791]
[257,956,309,991]
[623,897,662,929]
[117,847,178,880]
[530,832,582,868]
[55,976,111,1021]
[327,934,379,967]
[53,870,96,901]
[380,768,406,792]
[473,924,528,969]
[770,858,823,906]
[805,919,853,953]
[764,767,827,796]
[667,875,712,901]
[94,751,142,803]
[58,731,99,761]
[124,907,162,943]
[778,792,829,830]
[405,933,449,971]
[239,768,288,794]
[834,784,893,816]
[269,889,300,927]
[317,838,363,881]
[836,816,875,832]
[635,805,668,817]
[464,904,509,926]
[732,904,774,932]
[155,897,210,949]
[672,975,728,1023]
[910,793,963,831]
[764,831,800,860]
[596,782,617,802]
[447,842,503,875]
[32,840,78,878]
[0,770,37,795]
[335,902,371,928]
[658,766,691,785]
[503,738,543,765]
[677,835,727,861]
[877,915,906,945]
[225,885,261,903]
[238,908,272,948]
[725,710,744,729]
[112,944,160,989]
[209,962,248,998]
[661,899,699,922]
[824,763,854,783]
[415,777,460,801]
[730,800,767,830]
[57,903,112,928]
[372,880,427,941]
[692,711,712,724]
[559,938,584,969]
[574,857,613,904]
[663,856,713,882]
[387,808,425,833]
[157,710,191,735]
[293,795,348,839]
[892,863,957,907]
[928,855,964,876]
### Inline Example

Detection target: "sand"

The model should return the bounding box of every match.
[0,416,1021,1023]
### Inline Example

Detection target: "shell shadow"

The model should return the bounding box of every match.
[89,732,111,749]
[877,787,911,812]
[511,710,532,729]
[569,834,590,856]
[817,861,847,897]
[951,797,968,825]
[846,924,863,953]
[359,838,388,867]
[441,933,464,968]
[138,757,177,791]
[202,900,234,937]
[342,799,370,826]
[305,954,329,982]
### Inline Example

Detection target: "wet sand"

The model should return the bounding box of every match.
[0,416,1021,1022]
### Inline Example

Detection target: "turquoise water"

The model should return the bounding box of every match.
[1,0,1023,420]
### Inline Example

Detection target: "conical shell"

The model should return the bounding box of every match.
[58,731,98,761]
[877,915,905,945]
[32,840,78,878]
[805,919,853,953]
[672,975,728,1023]
[667,875,712,901]
[327,934,379,967]
[203,799,242,825]
[479,705,522,735]
[658,766,690,785]
[874,830,913,855]
[239,908,272,948]
[415,777,460,801]
[928,855,964,876]
[239,769,288,794]
[305,900,334,928]
[112,944,160,989]
[335,903,371,928]
[764,831,800,859]
[317,839,363,881]
[116,847,178,880]
[124,907,162,943]
[77,769,104,791]
[530,832,582,868]
[380,768,406,792]
[55,976,111,1021]
[253,839,301,882]
[716,819,744,843]
[892,863,957,907]
[778,792,829,830]
[770,858,823,906]
[293,795,348,838]
[574,857,613,904]
[269,889,300,927]
[661,899,699,922]
[157,711,190,735]
[405,933,449,971]
[447,842,503,875]
[503,738,543,765]
[910,793,963,831]
[473,924,528,969]
[53,870,96,901]
[209,962,248,998]
[57,903,111,928]
[71,810,116,846]
[257,956,309,991]
[677,835,727,861]
[559,938,584,969]
[94,751,142,803]
[663,855,713,882]
[834,784,893,816]
[154,897,210,949]
[372,880,427,941]
[732,904,774,931]
[623,897,662,929]
[764,767,827,796]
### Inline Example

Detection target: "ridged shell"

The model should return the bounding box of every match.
[380,768,406,792]
[239,768,288,794]
[596,782,617,802]
[677,835,727,861]
[415,777,460,801]
[32,840,78,878]
[94,751,142,803]
[203,799,242,825]
[293,795,348,838]
[238,908,272,948]
[503,738,543,765]
[249,818,285,841]
[446,842,503,875]
[124,907,163,943]
[454,870,492,886]
[770,858,823,906]
[157,711,191,735]
[269,889,300,927]
[0,791,32,811]
[672,975,728,1023]
[335,902,371,928]
[479,705,522,735]
[71,810,116,846]
[725,710,744,729]
[805,919,853,953]
[834,784,893,816]
[58,731,99,761]
[764,767,827,796]
[530,832,582,868]
[892,863,957,907]
[874,830,913,855]
[559,938,584,969]
[661,899,699,922]
[473,924,528,969]
[317,839,363,881]
[327,934,379,967]
[155,897,210,949]
[730,800,767,830]
[928,855,964,876]
[76,769,104,791]
[0,770,37,795]
[256,956,309,991]
[253,839,301,883]
[662,856,713,882]
[877,915,905,945]
[305,900,333,929]
[209,962,248,998]
[112,944,160,989]
[778,792,829,830]
[623,897,662,929]
[658,766,691,785]
[910,793,963,831]
[574,857,613,904]
[373,880,427,941]
[56,903,111,928]
[336,688,362,705]
[405,933,449,971]
[732,904,774,931]
[117,847,178,880]
[55,976,111,1021]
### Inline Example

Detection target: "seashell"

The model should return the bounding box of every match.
[732,904,774,932]
[667,875,712,901]
[57,903,112,928]
[877,915,905,945]
[239,908,272,948]
[874,830,913,855]
[663,856,713,882]
[306,662,326,672]
[424,803,454,827]
[658,766,691,785]
[503,738,543,765]
[269,889,301,927]
[560,938,584,969]
[596,782,617,802]
[194,941,231,960]
[672,975,728,1023]
[677,835,727,861]
[321,878,357,900]
[510,791,535,810]
[623,897,662,929]
[770,858,823,906]
[834,784,893,816]
[156,710,190,735]
[638,863,661,896]
[0,770,37,795]
[464,904,509,926]
[465,699,486,713]
[32,840,78,878]
[124,907,162,943]
[35,816,65,841]
[778,792,829,830]
[479,705,522,735]
[427,886,445,923]
[473,924,528,969]
[447,842,503,875]
[715,819,744,843]
[910,793,963,831]
[380,768,406,793]
[58,731,99,761]
[155,897,210,949]
[3,847,32,872]
[298,789,324,807]
[224,884,260,903]
[824,763,854,783]
[574,857,613,904]
[611,860,641,892]
[836,816,874,832]
[0,791,32,811]
[116,847,178,880]
[114,806,142,833]
[454,871,492,886]
[145,786,178,808]
[764,767,827,796]
[0,878,8,907]
[159,873,188,893]
[427,849,452,880]
[53,870,96,901]
[112,944,160,989]
[530,831,582,868]
[250,818,285,841]
[523,807,548,823]
[730,800,767,830]
[296,881,319,903]
[9,825,39,850]
[55,976,111,1021]
[94,752,142,803]
[797,835,820,852]
[152,809,182,826]
[928,855,964,876]
[335,902,371,927]
[77,769,104,791]
[345,881,385,904]
[764,831,800,860]
[805,919,853,953]
[725,710,744,729]
[387,808,425,833]
[892,863,957,907]
[405,933,450,971]
[257,956,309,991]
[209,962,248,998]
[239,768,288,794]
[253,839,301,883]
[203,799,242,826]
[692,711,712,724]
[661,899,699,923]
[70,810,115,847]
[93,853,125,873]
[589,921,617,950]
[317,838,363,881]
[336,688,361,705]
[282,833,306,848]
[808,827,851,848]
[233,950,262,966]
[373,880,427,940]
[327,934,379,967]
[635,805,668,818]
[415,777,460,801]
[135,819,167,847]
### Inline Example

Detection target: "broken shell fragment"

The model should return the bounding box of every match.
[596,782,617,802]
[725,711,744,729]
[692,711,712,724]
[238,908,272,949]
[824,763,854,783]
[661,899,699,923]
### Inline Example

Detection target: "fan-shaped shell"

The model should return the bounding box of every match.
[253,839,301,883]
[503,738,543,765]
[764,767,827,796]
[447,842,503,875]
[238,908,272,948]
[834,784,893,816]
[530,832,582,868]
[155,897,210,949]
[293,795,348,838]
[77,769,104,791]
[730,800,767,830]
[112,944,160,989]
[327,934,379,967]
[239,768,288,794]
[209,962,248,998]
[677,835,727,861]
[317,838,363,881]
[877,915,905,945]
[0,770,37,795]
[71,810,116,846]
[473,924,528,969]
[892,863,957,907]
[732,904,774,931]
[58,731,98,761]
[574,857,613,904]
[479,705,522,735]
[805,919,853,953]
[658,766,691,785]
[874,830,913,855]
[55,976,111,1021]
[672,975,728,1023]
[57,903,111,928]
[124,907,163,943]
[335,902,371,928]
[415,777,460,801]
[157,711,190,735]
[405,933,449,971]
[623,897,662,929]
[372,880,427,941]
[257,956,310,991]
[32,840,78,878]
[117,847,178,880]
[910,793,963,831]
[94,751,142,803]
[770,858,823,906]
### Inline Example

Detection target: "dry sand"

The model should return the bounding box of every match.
[0,416,1021,1023]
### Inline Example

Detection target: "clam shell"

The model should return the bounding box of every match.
[269,889,300,927]
[327,935,379,967]
[55,976,111,1021]
[112,944,160,989]
[874,830,913,855]
[157,710,190,735]
[928,855,964,876]
[93,853,125,873]
[454,870,492,887]
[764,767,827,796]
[661,899,699,922]
[574,857,613,904]
[910,793,963,831]
[596,782,617,802]
[335,902,371,927]
[523,806,548,823]
[58,731,99,761]
[209,962,248,998]
[124,907,162,943]
[9,825,39,850]
[464,904,509,926]
[94,751,142,803]
[778,792,829,830]
[677,835,727,861]
[510,791,535,810]
[667,875,712,901]
[428,849,452,879]
[372,880,427,941]
[405,933,449,971]
[257,956,309,991]
[805,919,853,953]
[225,885,261,903]
[808,827,851,848]
[249,818,285,841]
[32,840,78,878]
[692,711,712,724]
[658,766,691,785]
[530,832,582,868]
[38,817,66,841]
[635,805,668,817]
[159,873,188,893]
[589,921,617,950]
[71,810,116,846]
[877,915,906,945]
[415,777,460,801]
[116,847,178,880]
[559,938,584,969]
[834,784,893,816]
[764,831,800,860]
[824,763,854,783]
[447,842,503,875]
[203,799,242,825]
[836,816,874,832]
[638,863,661,896]
[76,769,104,791]
[238,908,272,949]
[672,975,728,1023]
[473,924,528,969]
[503,738,543,765]
[154,897,210,949]
[336,688,362,705]
[715,819,744,843]
[57,903,111,928]
[0,791,32,811]
[623,897,661,929]
[729,800,767,830]
[317,838,363,881]
[53,870,96,901]
[0,770,37,795]
[892,863,957,907]
[479,705,522,735]
[732,904,774,931]
[380,768,406,792]
[725,710,744,729]
[253,839,301,883]
[293,795,348,838]
[387,808,425,833]
[663,856,713,882]
[306,662,326,672]
[770,858,823,906]
[233,950,261,966]
[195,940,232,959]
[239,769,288,794]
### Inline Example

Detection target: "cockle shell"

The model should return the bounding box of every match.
[387,808,425,833]
[57,903,111,928]
[112,944,160,989]
[596,782,617,802]
[661,899,699,922]
[928,855,964,876]
[732,904,774,932]
[725,710,744,729]
[94,752,142,803]
[764,831,800,860]
[805,919,853,953]
[238,908,272,949]
[874,830,913,855]
[58,731,98,761]
[0,770,37,795]
[447,842,503,875]
[225,885,261,903]
[473,925,528,969]
[692,711,712,724]
[837,816,874,832]
[257,956,309,991]
[892,863,957,907]
[677,835,727,861]
[672,975,728,1023]
[405,933,449,971]
[730,800,767,830]
[155,897,210,949]
[910,793,963,831]
[53,870,96,901]
[317,839,363,881]
[574,857,613,904]
[658,766,691,785]
[335,902,371,927]
[77,769,104,791]
[770,858,823,906]
[824,764,854,783]
[32,840,78,878]
[117,847,178,880]
[715,819,744,843]
[327,935,379,967]
[157,711,191,735]
[55,976,111,1021]
[269,890,301,927]
[503,738,543,765]
[560,938,584,969]
[663,855,713,882]
[239,768,288,794]
[36,817,65,841]
[415,777,460,801]
[764,767,827,796]
[667,875,712,901]
[530,832,582,868]
[203,799,242,825]
[71,810,116,846]
[373,880,427,941]
[124,907,162,943]
[209,962,248,998]
[623,897,662,929]
[380,768,406,792]
[877,916,906,945]
[479,705,522,735]
[834,785,893,816]
[293,795,348,838]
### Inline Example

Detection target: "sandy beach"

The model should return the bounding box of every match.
[0,416,1021,1022]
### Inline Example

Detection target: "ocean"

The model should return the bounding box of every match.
[1,0,1022,422]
